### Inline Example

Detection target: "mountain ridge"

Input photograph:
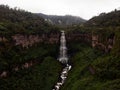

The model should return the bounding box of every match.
[36,13,86,26]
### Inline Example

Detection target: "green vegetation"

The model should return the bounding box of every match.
[0,5,60,35]
[0,43,59,71]
[61,42,120,90]
[37,13,86,26]
[0,56,62,90]
[0,5,61,90]
[85,9,120,27]
[61,43,102,90]
[0,5,60,71]
[0,4,120,90]
[61,9,120,90]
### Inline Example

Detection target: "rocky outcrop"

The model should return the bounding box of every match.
[0,59,39,78]
[0,37,8,42]
[66,33,91,43]
[0,71,7,78]
[12,33,60,48]
[12,34,42,48]
[92,35,99,47]
[47,33,60,44]
[0,32,115,51]
[66,32,115,52]
[92,34,115,52]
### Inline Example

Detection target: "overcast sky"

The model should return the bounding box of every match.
[0,0,120,19]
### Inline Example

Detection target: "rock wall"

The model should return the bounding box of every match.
[66,33,91,43]
[12,33,60,48]
[0,32,115,51]
[0,59,40,78]
[66,32,115,52]
[92,34,115,52]
[0,37,8,42]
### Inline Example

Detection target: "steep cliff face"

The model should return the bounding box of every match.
[66,31,115,52]
[92,33,115,52]
[66,33,91,43]
[0,37,8,42]
[0,32,91,49]
[92,35,98,47]
[0,32,115,52]
[11,33,60,48]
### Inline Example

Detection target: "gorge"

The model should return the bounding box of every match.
[0,5,120,90]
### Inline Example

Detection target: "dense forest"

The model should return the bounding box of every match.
[61,9,120,90]
[0,5,61,35]
[85,9,120,27]
[0,4,120,90]
[0,5,62,90]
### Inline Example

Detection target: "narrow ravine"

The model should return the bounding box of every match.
[53,31,72,90]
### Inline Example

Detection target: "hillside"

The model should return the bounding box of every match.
[85,9,120,27]
[0,5,62,90]
[36,13,86,26]
[61,10,120,90]
[0,5,60,35]
[0,4,120,90]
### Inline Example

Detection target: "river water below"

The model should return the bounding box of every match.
[53,31,72,90]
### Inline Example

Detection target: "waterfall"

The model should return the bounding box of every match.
[53,31,72,90]
[58,31,68,64]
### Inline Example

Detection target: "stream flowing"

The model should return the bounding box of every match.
[53,31,72,90]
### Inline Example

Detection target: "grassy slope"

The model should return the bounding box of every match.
[0,43,62,90]
[0,56,62,90]
[61,42,120,90]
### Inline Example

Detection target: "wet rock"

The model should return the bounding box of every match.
[0,71,7,77]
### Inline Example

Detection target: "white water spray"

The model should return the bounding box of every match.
[53,31,72,90]
[58,31,68,64]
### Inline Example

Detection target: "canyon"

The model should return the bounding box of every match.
[0,31,115,78]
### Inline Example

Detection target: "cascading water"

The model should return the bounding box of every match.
[59,31,68,64]
[53,31,72,90]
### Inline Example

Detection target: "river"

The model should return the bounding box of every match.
[53,31,72,90]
